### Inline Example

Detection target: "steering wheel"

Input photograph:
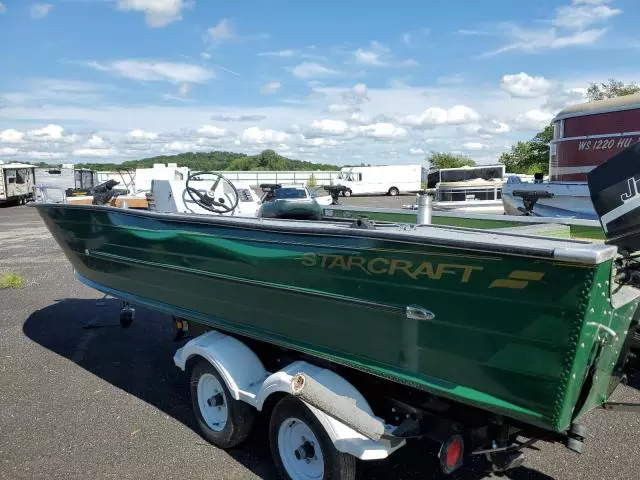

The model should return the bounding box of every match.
[185,171,239,214]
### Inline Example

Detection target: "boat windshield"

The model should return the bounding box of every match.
[274,187,307,199]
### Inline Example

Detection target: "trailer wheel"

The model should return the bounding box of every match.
[388,187,399,196]
[269,396,355,480]
[190,359,254,449]
[343,189,352,197]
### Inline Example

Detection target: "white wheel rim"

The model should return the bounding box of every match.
[277,417,324,480]
[196,373,228,432]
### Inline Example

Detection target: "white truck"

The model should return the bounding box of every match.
[0,163,36,205]
[331,164,422,197]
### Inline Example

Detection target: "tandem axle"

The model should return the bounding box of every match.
[169,319,560,480]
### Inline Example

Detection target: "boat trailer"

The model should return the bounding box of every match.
[89,304,640,479]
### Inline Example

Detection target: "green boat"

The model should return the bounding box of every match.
[32,154,640,478]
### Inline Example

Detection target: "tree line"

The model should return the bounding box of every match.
[31,149,339,172]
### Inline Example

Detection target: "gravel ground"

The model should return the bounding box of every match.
[1,204,639,480]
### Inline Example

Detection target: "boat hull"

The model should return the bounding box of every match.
[34,203,637,433]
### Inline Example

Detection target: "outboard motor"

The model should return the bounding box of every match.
[587,142,640,254]
[588,143,640,366]
[91,179,127,205]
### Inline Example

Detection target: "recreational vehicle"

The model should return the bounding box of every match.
[0,163,36,205]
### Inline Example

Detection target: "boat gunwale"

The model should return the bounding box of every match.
[324,204,601,226]
[32,202,617,265]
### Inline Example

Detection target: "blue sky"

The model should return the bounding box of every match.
[0,0,638,165]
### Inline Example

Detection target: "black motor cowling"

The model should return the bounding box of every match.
[587,142,640,252]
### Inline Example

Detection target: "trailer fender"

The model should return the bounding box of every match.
[173,330,267,402]
[256,361,403,460]
[174,333,404,459]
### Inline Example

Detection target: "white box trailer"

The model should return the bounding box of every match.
[332,164,423,196]
[0,163,36,205]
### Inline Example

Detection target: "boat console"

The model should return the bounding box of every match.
[150,171,261,217]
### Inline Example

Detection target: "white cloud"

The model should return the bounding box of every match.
[338,83,370,107]
[352,83,368,98]
[409,147,425,155]
[398,105,480,128]
[398,58,419,67]
[328,104,358,113]
[303,138,339,147]
[480,1,619,56]
[0,147,18,156]
[553,1,620,29]
[86,60,215,84]
[501,72,552,98]
[0,78,111,106]
[0,75,602,164]
[354,48,385,66]
[260,81,282,95]
[515,109,555,130]
[354,123,408,139]
[479,120,511,135]
[86,135,105,147]
[544,86,587,110]
[259,50,296,57]
[241,127,290,144]
[210,114,267,122]
[116,0,186,28]
[353,42,418,68]
[347,112,374,125]
[462,142,488,151]
[28,124,64,140]
[72,147,117,158]
[196,125,228,137]
[0,129,25,143]
[129,129,158,140]
[437,74,464,85]
[291,62,339,79]
[164,141,197,152]
[208,18,235,43]
[178,83,190,97]
[0,2,7,14]
[30,3,53,19]
[309,119,349,136]
[485,24,607,56]
[23,151,65,160]
[200,52,212,60]
[459,120,512,137]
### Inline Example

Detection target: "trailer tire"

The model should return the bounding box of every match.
[388,187,399,196]
[190,359,254,449]
[269,396,356,480]
[343,189,352,197]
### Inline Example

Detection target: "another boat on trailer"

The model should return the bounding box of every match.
[31,146,640,479]
[503,93,640,218]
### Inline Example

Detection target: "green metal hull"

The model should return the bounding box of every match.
[34,204,637,434]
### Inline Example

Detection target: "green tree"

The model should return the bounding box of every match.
[426,152,476,169]
[586,79,640,101]
[499,125,552,175]
[73,150,340,172]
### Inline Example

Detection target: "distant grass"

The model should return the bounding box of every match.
[0,272,24,289]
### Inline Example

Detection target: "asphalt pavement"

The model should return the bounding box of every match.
[1,204,639,480]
